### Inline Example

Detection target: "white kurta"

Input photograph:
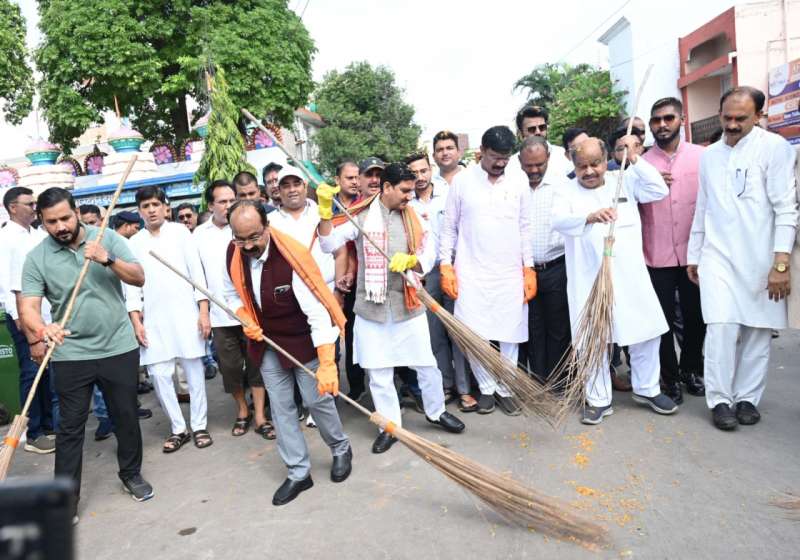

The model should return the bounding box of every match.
[439,163,533,342]
[687,127,798,328]
[125,221,208,364]
[551,159,669,346]
[193,220,239,328]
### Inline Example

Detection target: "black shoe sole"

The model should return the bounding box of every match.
[122,482,154,502]
[371,437,397,454]
[272,478,314,506]
[331,465,352,483]
[426,417,465,434]
[713,420,738,431]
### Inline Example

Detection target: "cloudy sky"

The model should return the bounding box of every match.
[0,0,628,159]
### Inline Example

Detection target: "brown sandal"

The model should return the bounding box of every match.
[193,429,213,449]
[458,395,479,413]
[163,431,190,453]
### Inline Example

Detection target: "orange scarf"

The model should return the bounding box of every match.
[330,193,424,310]
[229,227,346,336]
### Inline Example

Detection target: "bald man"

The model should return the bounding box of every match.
[552,137,677,424]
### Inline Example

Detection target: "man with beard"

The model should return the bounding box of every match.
[688,87,798,430]
[318,163,465,453]
[19,188,152,517]
[224,200,352,504]
[262,162,283,207]
[518,136,571,382]
[406,152,468,408]
[358,157,385,198]
[432,130,462,186]
[126,186,213,452]
[333,159,360,211]
[552,137,678,425]
[439,126,537,415]
[1,187,55,454]
[641,97,706,404]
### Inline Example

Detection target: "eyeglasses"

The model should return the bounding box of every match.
[177,213,194,221]
[649,114,678,125]
[526,124,548,132]
[232,228,265,246]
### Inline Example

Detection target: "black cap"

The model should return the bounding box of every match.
[358,157,385,175]
[115,210,140,224]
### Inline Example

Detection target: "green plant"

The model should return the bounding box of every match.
[0,0,34,124]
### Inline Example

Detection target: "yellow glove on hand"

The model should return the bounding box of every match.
[316,183,340,220]
[235,307,263,341]
[389,252,418,272]
[315,343,339,396]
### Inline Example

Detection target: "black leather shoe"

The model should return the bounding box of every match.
[137,407,153,420]
[664,382,683,406]
[371,431,397,454]
[735,401,761,425]
[331,448,353,482]
[426,411,465,433]
[712,403,737,431]
[272,476,314,506]
[681,371,705,396]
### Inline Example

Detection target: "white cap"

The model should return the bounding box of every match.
[276,165,307,185]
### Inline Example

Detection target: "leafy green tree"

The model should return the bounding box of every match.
[514,63,625,142]
[195,67,255,201]
[313,61,421,175]
[35,0,315,151]
[0,0,34,124]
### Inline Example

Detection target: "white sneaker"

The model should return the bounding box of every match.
[24,434,55,454]
[305,415,316,428]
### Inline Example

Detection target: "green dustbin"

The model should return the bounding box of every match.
[0,308,21,415]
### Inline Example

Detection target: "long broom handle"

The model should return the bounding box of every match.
[241,108,413,281]
[148,250,373,418]
[607,64,653,241]
[17,156,138,418]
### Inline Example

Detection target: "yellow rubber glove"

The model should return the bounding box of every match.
[523,267,538,302]
[235,307,263,341]
[316,183,341,220]
[389,252,418,272]
[315,343,339,396]
[440,263,458,299]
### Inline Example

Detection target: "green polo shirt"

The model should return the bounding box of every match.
[22,225,139,362]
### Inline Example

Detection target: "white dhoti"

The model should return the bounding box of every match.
[354,311,445,429]
[586,336,661,407]
[468,342,516,398]
[704,323,771,409]
[149,357,207,434]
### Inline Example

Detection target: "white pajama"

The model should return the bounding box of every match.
[149,357,207,434]
[468,342,516,398]
[367,365,446,430]
[704,323,771,408]
[586,336,661,407]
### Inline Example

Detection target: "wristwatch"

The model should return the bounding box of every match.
[103,253,117,267]
[774,262,789,273]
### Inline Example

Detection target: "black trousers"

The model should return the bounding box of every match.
[52,349,142,500]
[647,266,706,384]
[523,259,572,381]
[343,288,366,396]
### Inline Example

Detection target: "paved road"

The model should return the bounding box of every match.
[6,331,800,559]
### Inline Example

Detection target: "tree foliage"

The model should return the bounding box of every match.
[0,0,34,124]
[515,63,625,143]
[313,61,421,175]
[35,0,315,151]
[195,67,255,199]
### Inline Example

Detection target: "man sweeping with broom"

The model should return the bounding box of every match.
[317,162,466,454]
[222,199,352,506]
[552,137,678,424]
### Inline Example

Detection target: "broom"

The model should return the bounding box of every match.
[0,156,138,480]
[149,250,608,547]
[240,109,560,425]
[547,66,654,423]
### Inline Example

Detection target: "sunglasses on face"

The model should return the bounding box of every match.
[526,124,548,132]
[177,213,193,221]
[650,114,678,125]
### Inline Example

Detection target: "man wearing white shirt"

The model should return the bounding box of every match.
[126,186,213,452]
[518,136,571,381]
[1,187,55,454]
[431,130,463,186]
[194,180,270,439]
[687,87,798,431]
[552,137,678,425]
[439,126,538,416]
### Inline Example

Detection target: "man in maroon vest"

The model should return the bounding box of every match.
[223,200,352,506]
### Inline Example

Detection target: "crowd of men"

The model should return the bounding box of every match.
[0,84,797,519]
